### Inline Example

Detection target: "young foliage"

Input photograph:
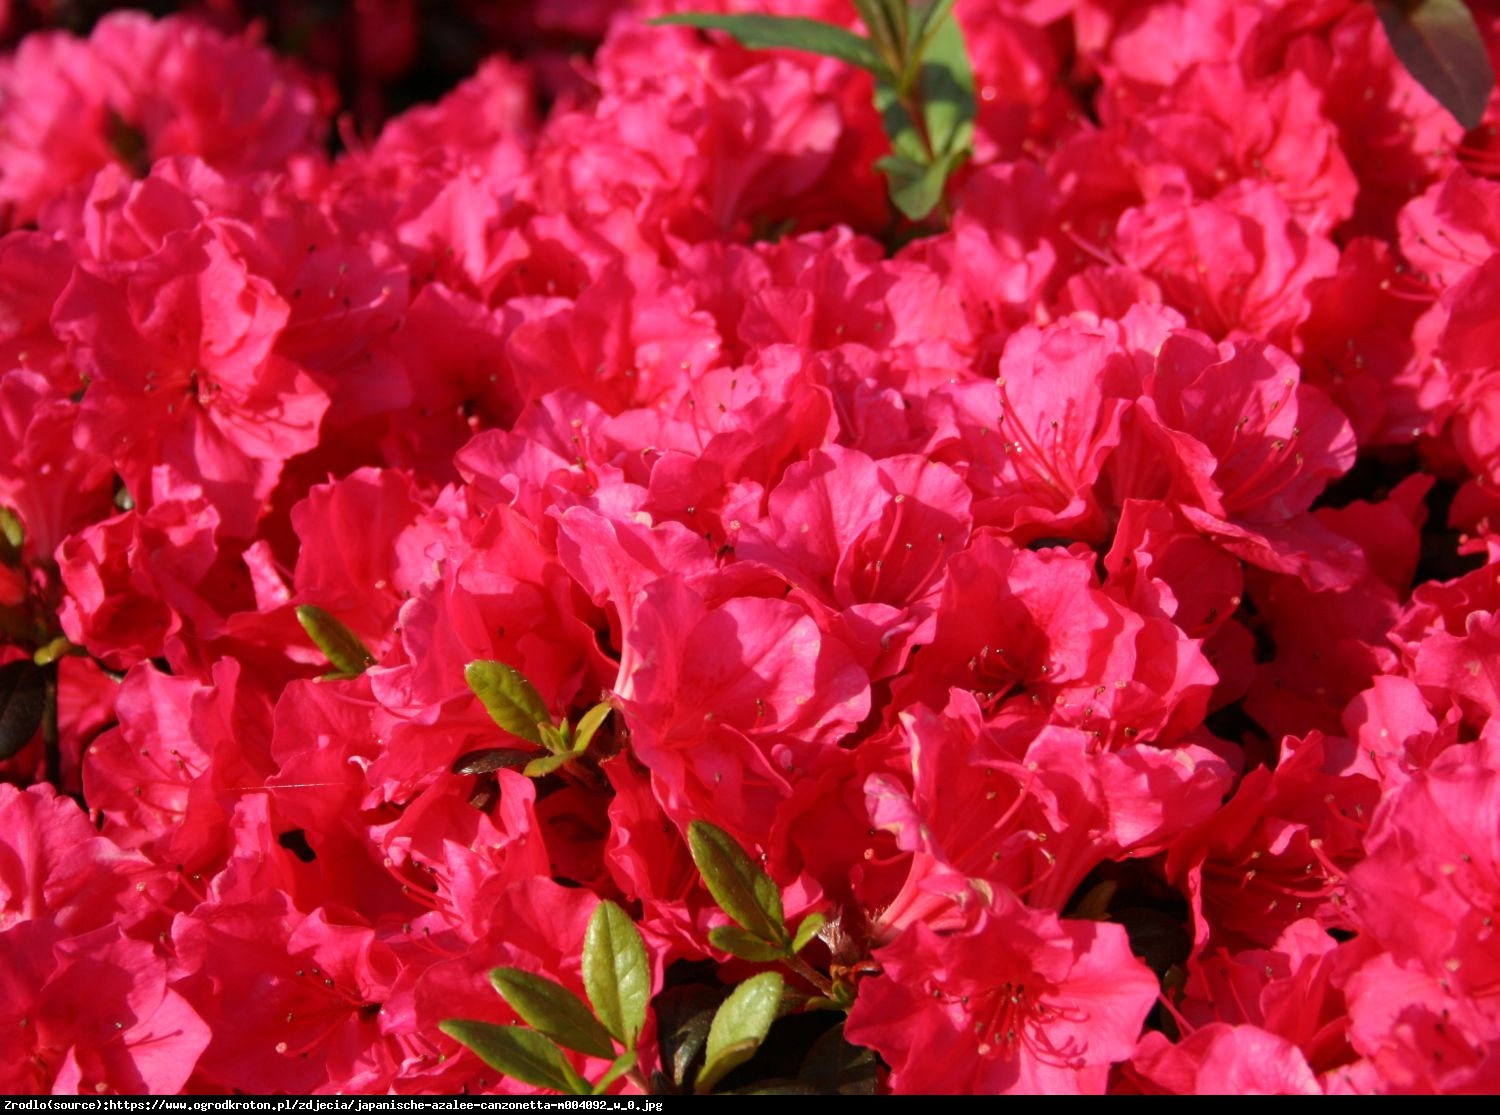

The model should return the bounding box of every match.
[465,659,551,745]
[688,820,790,950]
[650,0,975,219]
[696,971,785,1094]
[294,605,376,678]
[465,660,614,778]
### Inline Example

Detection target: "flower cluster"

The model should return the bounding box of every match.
[2,0,1498,1096]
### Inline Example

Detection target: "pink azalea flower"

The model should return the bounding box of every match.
[846,888,1159,1094]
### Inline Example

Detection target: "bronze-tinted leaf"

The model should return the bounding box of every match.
[0,659,45,760]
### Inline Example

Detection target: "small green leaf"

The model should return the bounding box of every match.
[439,1020,591,1095]
[295,605,375,678]
[0,659,45,760]
[649,13,888,78]
[583,900,651,1049]
[696,971,784,1094]
[538,721,570,755]
[1376,0,1496,130]
[488,968,617,1060]
[709,924,790,963]
[875,153,949,220]
[0,506,22,559]
[32,637,74,668]
[591,1050,638,1095]
[523,752,575,779]
[465,660,552,746]
[688,821,789,948]
[790,911,827,954]
[915,9,975,159]
[571,702,612,755]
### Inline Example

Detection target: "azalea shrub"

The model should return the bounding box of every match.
[2,0,1500,1097]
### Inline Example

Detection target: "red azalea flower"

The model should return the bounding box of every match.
[846,888,1159,1094]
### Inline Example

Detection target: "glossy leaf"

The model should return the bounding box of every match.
[295,605,375,678]
[522,752,575,778]
[0,659,45,760]
[465,660,551,746]
[538,720,570,755]
[790,911,827,955]
[1376,0,1495,130]
[571,702,612,754]
[655,984,722,1088]
[709,924,790,963]
[0,506,21,560]
[688,820,789,947]
[439,1020,591,1094]
[488,968,616,1059]
[649,13,888,77]
[696,971,784,1094]
[583,900,651,1049]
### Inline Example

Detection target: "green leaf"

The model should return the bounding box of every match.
[798,1022,879,1095]
[790,911,827,954]
[915,9,975,160]
[488,968,617,1060]
[851,0,906,72]
[649,13,888,78]
[294,605,375,678]
[571,701,612,754]
[696,972,784,1094]
[0,506,22,560]
[1376,0,1496,130]
[910,0,958,52]
[654,984,722,1088]
[0,659,45,760]
[523,752,575,779]
[688,821,789,948]
[32,636,74,668]
[583,900,651,1049]
[874,153,949,220]
[709,924,790,963]
[465,660,552,746]
[439,1020,591,1094]
[591,1050,638,1095]
[538,721,570,755]
[872,79,929,162]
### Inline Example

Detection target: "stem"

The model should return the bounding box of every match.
[784,953,836,999]
[625,1067,652,1096]
[42,658,59,790]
